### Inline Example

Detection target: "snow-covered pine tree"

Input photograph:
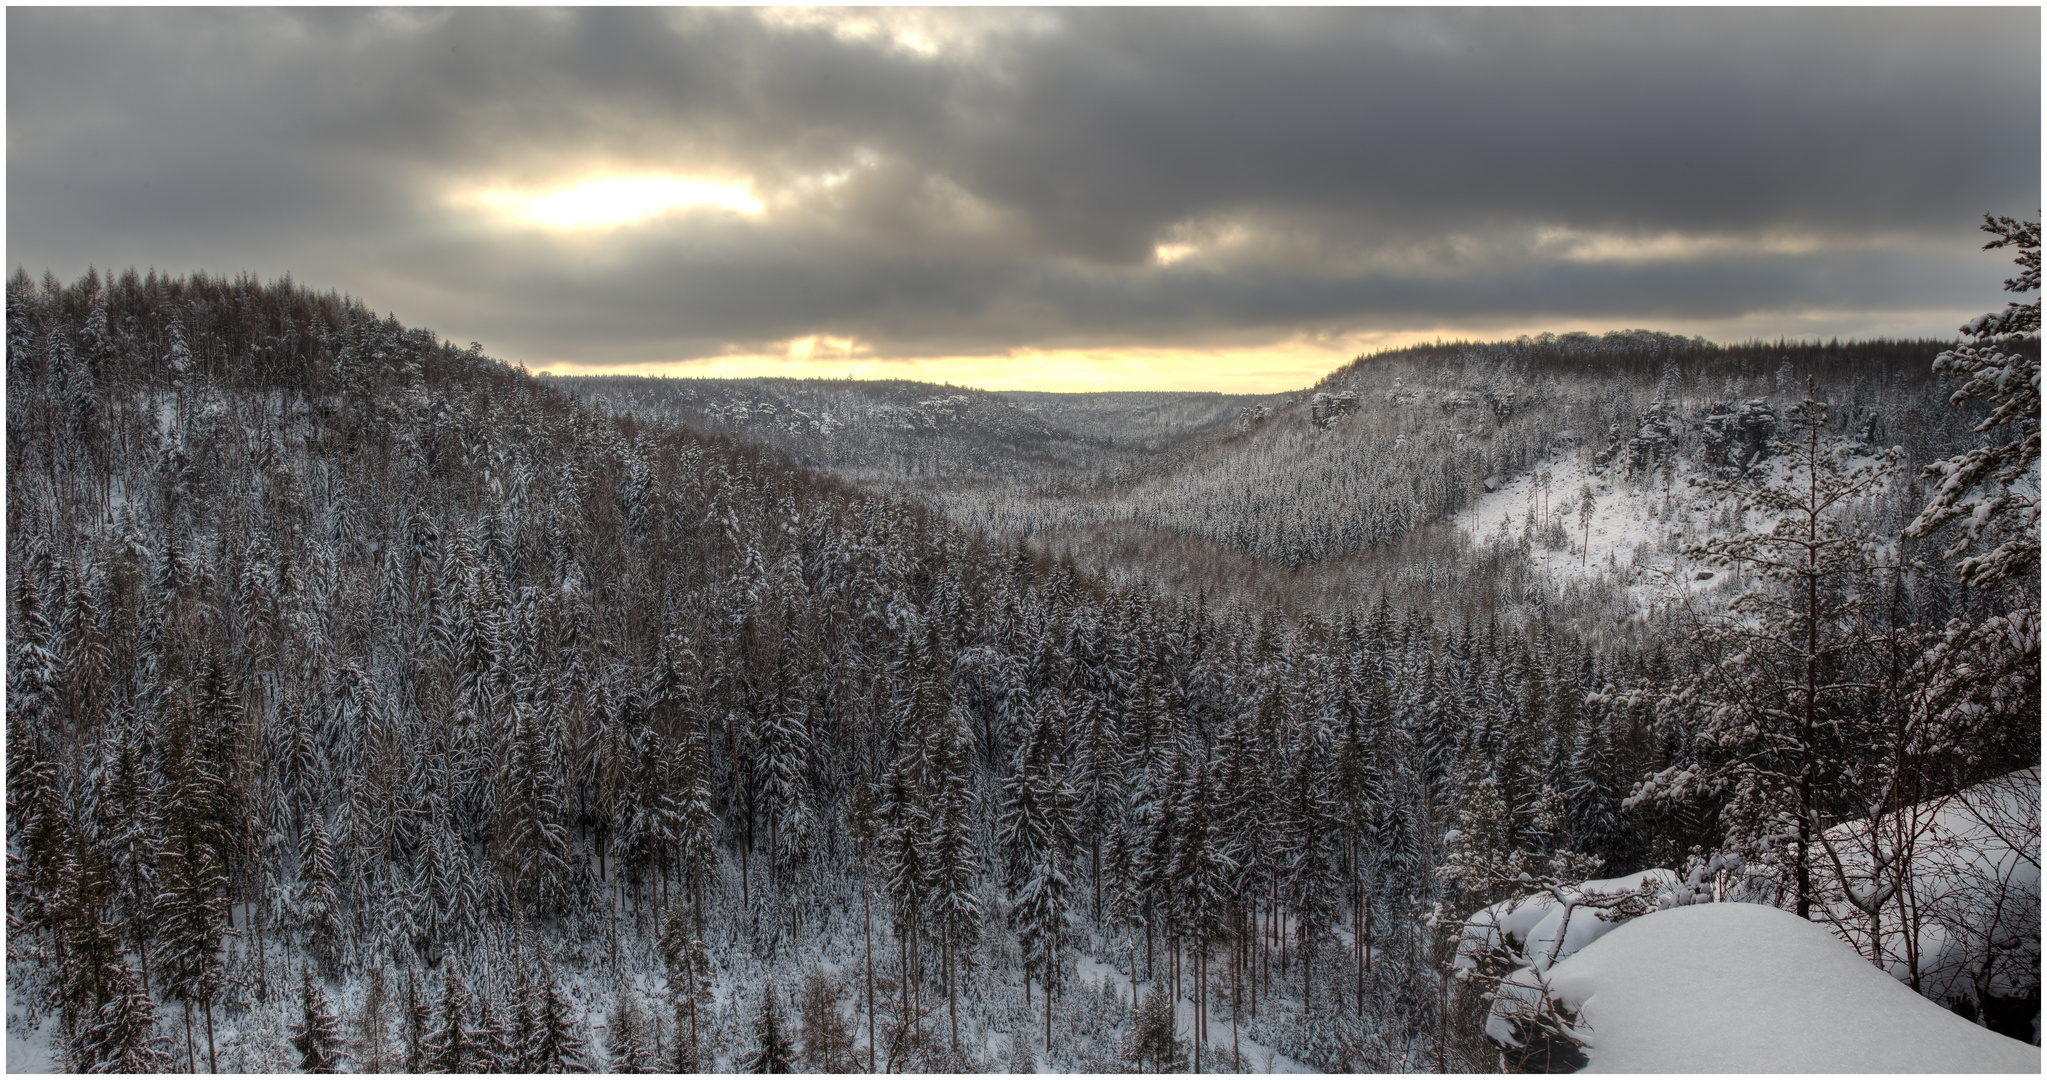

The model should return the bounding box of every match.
[1169,761,1232,1066]
[924,698,982,1058]
[998,698,1078,1049]
[758,634,815,890]
[429,962,479,1072]
[155,692,233,1075]
[67,950,175,1073]
[745,985,794,1073]
[1278,732,1337,1009]
[659,897,715,1071]
[290,965,346,1073]
[351,963,391,1073]
[297,809,343,977]
[473,988,512,1072]
[501,697,572,916]
[528,959,588,1073]
[96,714,164,994]
[1907,215,2040,590]
[1123,986,1184,1073]
[605,987,657,1073]
[401,972,431,1074]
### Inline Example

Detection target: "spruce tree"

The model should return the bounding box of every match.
[402,973,431,1074]
[67,954,175,1073]
[529,961,587,1073]
[429,964,478,1073]
[297,809,343,977]
[998,700,1078,1050]
[659,897,715,1071]
[473,989,512,1073]
[290,966,346,1073]
[744,986,794,1073]
[923,701,981,1056]
[605,987,656,1074]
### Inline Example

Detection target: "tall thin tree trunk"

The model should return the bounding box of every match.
[946,938,959,1059]
[863,852,876,1074]
[203,997,219,1073]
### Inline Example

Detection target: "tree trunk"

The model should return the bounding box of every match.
[203,997,219,1073]
[863,854,876,1074]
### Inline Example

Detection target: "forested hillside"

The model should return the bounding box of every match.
[6,222,2038,1075]
[542,376,1282,492]
[938,333,1981,619]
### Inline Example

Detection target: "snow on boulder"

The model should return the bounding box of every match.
[1817,766,2040,1018]
[1544,902,2040,1073]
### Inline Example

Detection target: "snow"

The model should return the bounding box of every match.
[6,1016,55,1074]
[1070,951,1312,1073]
[1458,454,1739,625]
[1544,902,2040,1073]
[1818,767,2041,1006]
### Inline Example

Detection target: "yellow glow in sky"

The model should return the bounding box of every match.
[537,333,1424,393]
[522,302,1981,394]
[473,176,764,229]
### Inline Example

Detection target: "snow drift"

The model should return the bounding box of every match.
[1547,903,2038,1073]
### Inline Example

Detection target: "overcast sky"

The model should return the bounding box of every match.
[9,8,2039,391]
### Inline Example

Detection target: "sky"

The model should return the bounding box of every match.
[8,7,2040,392]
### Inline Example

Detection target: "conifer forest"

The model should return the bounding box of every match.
[7,218,2039,1072]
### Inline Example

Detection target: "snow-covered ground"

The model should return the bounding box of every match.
[6,1016,56,1073]
[1457,455,1739,635]
[1072,951,1312,1073]
[1460,443,1900,629]
[1548,902,2039,1073]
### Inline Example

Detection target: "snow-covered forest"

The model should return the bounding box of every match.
[6,218,2039,1073]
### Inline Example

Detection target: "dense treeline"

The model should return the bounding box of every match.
[6,251,2036,1073]
[943,330,1982,574]
[544,376,1278,491]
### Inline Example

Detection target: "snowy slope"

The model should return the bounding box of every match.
[1546,903,2040,1073]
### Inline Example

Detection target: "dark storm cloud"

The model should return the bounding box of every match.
[8,7,2038,366]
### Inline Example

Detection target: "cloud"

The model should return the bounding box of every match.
[7,8,2038,382]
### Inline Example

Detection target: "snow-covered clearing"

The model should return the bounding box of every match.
[1549,903,2039,1073]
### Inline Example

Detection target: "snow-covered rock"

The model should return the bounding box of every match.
[1546,902,2040,1073]
[1817,767,2041,1020]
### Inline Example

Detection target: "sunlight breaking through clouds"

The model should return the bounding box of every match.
[470,177,764,230]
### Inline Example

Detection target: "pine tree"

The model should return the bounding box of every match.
[66,953,175,1073]
[659,897,715,1071]
[998,700,1078,1050]
[605,987,657,1074]
[402,973,431,1074]
[744,986,794,1073]
[503,698,572,916]
[298,809,343,977]
[353,964,392,1074]
[290,966,346,1073]
[1123,987,1184,1073]
[155,764,231,1075]
[923,700,981,1056]
[529,961,587,1073]
[430,963,478,1073]
[473,989,512,1073]
[1906,214,2040,590]
[757,653,814,887]
[96,719,163,993]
